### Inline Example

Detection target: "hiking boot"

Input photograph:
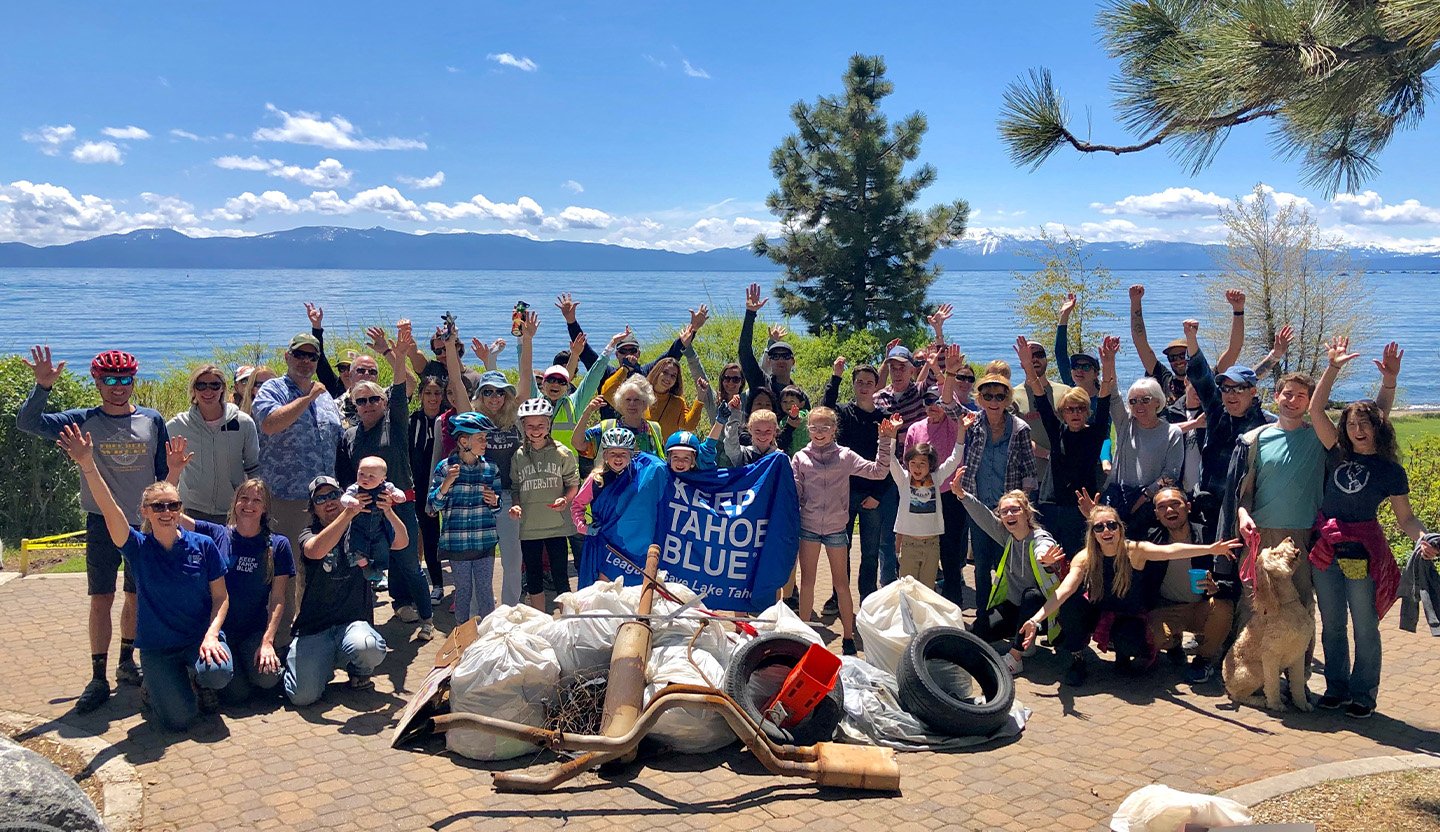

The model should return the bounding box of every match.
[1061,655,1088,687]
[1318,695,1350,710]
[841,638,857,656]
[395,605,420,623]
[115,658,143,686]
[1344,703,1374,719]
[75,679,111,713]
[1185,657,1215,685]
[416,620,436,642]
[429,586,444,603]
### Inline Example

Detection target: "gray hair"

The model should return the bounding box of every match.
[350,380,386,400]
[1126,377,1165,415]
[615,375,657,409]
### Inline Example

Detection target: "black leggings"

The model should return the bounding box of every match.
[986,586,1048,652]
[521,537,572,596]
[418,510,442,588]
[1057,594,1148,659]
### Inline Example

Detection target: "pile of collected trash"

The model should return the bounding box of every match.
[440,575,1030,761]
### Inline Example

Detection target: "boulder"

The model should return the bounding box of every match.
[0,735,107,831]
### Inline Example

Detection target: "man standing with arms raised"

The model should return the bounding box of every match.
[18,347,173,712]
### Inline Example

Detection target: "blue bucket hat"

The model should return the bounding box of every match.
[477,370,516,395]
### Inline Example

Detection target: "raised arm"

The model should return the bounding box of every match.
[517,310,539,400]
[442,327,472,414]
[738,284,768,392]
[1253,325,1293,382]
[306,303,344,398]
[722,396,745,463]
[1131,537,1242,566]
[304,503,359,560]
[823,357,845,409]
[684,343,715,419]
[571,396,606,456]
[556,294,602,370]
[16,346,81,440]
[1098,334,1120,399]
[1055,293,1076,386]
[1128,284,1160,376]
[58,426,130,547]
[1373,341,1401,418]
[1311,336,1359,450]
[1216,290,1247,372]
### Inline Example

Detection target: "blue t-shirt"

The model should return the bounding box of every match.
[193,521,296,643]
[120,527,228,651]
[976,419,1013,506]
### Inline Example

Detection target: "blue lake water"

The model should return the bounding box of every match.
[2,267,1435,405]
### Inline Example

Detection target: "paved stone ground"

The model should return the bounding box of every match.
[3,561,1439,832]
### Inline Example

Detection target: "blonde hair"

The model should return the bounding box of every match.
[807,406,838,427]
[984,359,1012,379]
[227,478,276,585]
[996,489,1041,531]
[748,409,779,430]
[1058,386,1092,419]
[188,364,228,405]
[473,388,519,430]
[1082,505,1132,602]
[138,481,180,534]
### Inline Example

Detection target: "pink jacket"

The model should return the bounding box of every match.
[793,437,893,535]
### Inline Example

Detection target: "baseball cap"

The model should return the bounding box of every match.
[767,340,794,357]
[541,365,571,382]
[1217,365,1259,388]
[616,332,641,349]
[885,346,914,364]
[1069,352,1099,367]
[1026,340,1047,357]
[308,475,340,497]
[288,333,321,352]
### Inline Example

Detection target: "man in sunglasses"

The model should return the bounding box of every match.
[19,346,174,712]
[252,334,344,595]
[739,283,799,402]
[1141,487,1235,685]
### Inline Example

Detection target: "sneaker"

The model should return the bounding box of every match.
[115,658,143,686]
[1185,658,1215,685]
[1167,647,1188,666]
[75,679,111,713]
[375,576,389,592]
[196,685,220,715]
[841,638,858,656]
[1181,634,1200,653]
[346,673,374,691]
[1002,653,1023,675]
[822,594,840,616]
[1062,655,1088,687]
[429,586,443,604]
[416,620,436,642]
[1317,694,1350,710]
[1344,703,1374,719]
[395,605,420,623]
[783,594,800,612]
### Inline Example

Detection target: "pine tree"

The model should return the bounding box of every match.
[754,54,970,334]
[997,0,1439,194]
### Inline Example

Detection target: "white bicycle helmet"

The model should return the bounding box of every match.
[517,396,555,419]
[600,426,637,451]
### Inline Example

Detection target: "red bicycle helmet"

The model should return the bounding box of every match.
[91,350,138,375]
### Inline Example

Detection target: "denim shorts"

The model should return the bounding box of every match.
[799,528,849,547]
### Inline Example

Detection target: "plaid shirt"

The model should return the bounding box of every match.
[428,453,500,553]
[960,413,1038,504]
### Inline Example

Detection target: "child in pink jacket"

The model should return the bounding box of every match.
[793,407,897,654]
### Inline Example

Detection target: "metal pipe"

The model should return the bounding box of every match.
[599,544,662,748]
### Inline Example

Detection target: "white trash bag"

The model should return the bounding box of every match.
[642,645,736,754]
[446,630,559,761]
[546,577,637,675]
[474,604,553,640]
[835,656,1028,751]
[855,576,966,676]
[1110,784,1252,832]
[752,600,824,645]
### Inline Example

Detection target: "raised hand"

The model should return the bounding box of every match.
[56,424,94,466]
[365,326,391,355]
[878,413,902,439]
[689,304,710,333]
[728,394,742,410]
[947,343,965,369]
[1100,335,1121,360]
[1273,325,1294,357]
[886,337,902,353]
[768,323,788,342]
[570,331,588,355]
[678,324,696,347]
[587,395,607,412]
[1374,341,1403,380]
[1225,289,1245,312]
[1182,319,1199,339]
[1058,293,1076,322]
[469,336,489,365]
[745,283,769,313]
[695,376,710,394]
[928,302,954,331]
[166,436,194,473]
[304,302,324,329]
[950,466,968,499]
[832,355,847,376]
[1076,487,1099,518]
[394,325,417,359]
[1326,335,1360,369]
[22,345,66,389]
[959,410,978,431]
[520,310,539,340]
[1128,284,1144,302]
[555,293,580,322]
[396,318,413,343]
[608,326,633,350]
[489,338,507,357]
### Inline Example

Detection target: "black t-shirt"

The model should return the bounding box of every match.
[293,523,373,637]
[1320,448,1409,523]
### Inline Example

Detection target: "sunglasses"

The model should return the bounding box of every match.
[543,375,568,384]
[1061,405,1088,414]
[290,350,320,361]
[616,346,640,355]
[99,375,135,386]
[1219,384,1254,394]
[979,391,1008,402]
[193,381,225,392]
[311,490,342,504]
[432,346,447,355]
[352,367,379,377]
[145,500,183,513]
[923,395,941,406]
[1093,520,1121,532]
[354,395,385,406]
[1071,362,1097,372]
[1029,350,1047,359]
[953,374,976,383]
[722,375,743,384]
[480,388,506,397]
[336,363,353,372]
[998,506,1024,516]
[768,352,794,360]
[1128,395,1155,406]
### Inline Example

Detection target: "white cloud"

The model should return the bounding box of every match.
[1243,184,1314,212]
[71,141,124,164]
[642,54,667,69]
[682,60,710,79]
[398,171,445,190]
[212,156,354,188]
[423,193,546,224]
[100,125,151,140]
[542,206,615,231]
[252,103,426,151]
[1329,191,1440,226]
[348,186,426,221]
[206,190,303,223]
[602,215,781,252]
[487,53,538,72]
[561,179,584,193]
[1091,187,1228,218]
[170,129,204,141]
[445,66,460,74]
[206,185,425,224]
[0,180,198,244]
[22,125,76,156]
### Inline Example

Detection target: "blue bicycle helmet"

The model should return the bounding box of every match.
[451,412,496,435]
[664,431,701,454]
[600,426,637,451]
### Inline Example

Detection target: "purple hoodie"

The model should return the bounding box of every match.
[793,437,893,535]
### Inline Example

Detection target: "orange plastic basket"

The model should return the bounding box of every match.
[765,643,842,728]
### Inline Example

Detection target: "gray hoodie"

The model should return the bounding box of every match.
[166,402,260,516]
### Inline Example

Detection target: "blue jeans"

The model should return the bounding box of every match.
[140,635,234,731]
[849,489,885,598]
[283,621,387,706]
[875,480,900,586]
[218,630,281,704]
[450,557,496,625]
[1313,556,1381,708]
[384,502,433,621]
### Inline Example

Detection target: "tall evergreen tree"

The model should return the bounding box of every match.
[754,54,969,334]
[997,0,1439,194]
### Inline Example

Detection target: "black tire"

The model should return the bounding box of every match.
[897,626,1014,737]
[722,632,844,746]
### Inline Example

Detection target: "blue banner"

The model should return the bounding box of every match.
[577,453,668,589]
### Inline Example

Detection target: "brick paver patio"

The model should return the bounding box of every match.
[3,566,1438,832]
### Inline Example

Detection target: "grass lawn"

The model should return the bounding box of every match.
[1392,412,1440,449]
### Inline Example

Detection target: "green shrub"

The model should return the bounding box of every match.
[0,355,99,543]
[1380,435,1440,567]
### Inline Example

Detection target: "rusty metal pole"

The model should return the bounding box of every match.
[598,544,661,756]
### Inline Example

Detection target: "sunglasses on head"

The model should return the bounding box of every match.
[1128,395,1155,406]
[354,395,385,406]
[1093,520,1121,532]
[311,490,341,504]
[979,391,1007,402]
[99,375,135,386]
[480,387,505,397]
[290,350,319,361]
[352,367,379,377]
[1219,384,1253,394]
[193,381,224,391]
[146,500,183,513]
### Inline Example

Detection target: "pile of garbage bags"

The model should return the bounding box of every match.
[445,575,1029,761]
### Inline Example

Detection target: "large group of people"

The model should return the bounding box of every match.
[18,281,1436,733]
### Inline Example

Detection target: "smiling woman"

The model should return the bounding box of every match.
[165,364,260,524]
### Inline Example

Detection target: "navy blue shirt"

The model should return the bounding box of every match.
[193,521,296,643]
[120,527,227,651]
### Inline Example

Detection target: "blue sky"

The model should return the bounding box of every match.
[4,1,1438,251]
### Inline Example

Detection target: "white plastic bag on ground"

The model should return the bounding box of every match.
[446,630,560,761]
[834,656,1028,751]
[474,604,553,640]
[646,580,739,665]
[546,577,636,675]
[643,645,736,754]
[751,600,823,645]
[1109,784,1252,832]
[855,576,965,676]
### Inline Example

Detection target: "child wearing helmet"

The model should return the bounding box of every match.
[428,412,502,624]
[664,422,725,473]
[508,398,580,610]
[569,426,636,535]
